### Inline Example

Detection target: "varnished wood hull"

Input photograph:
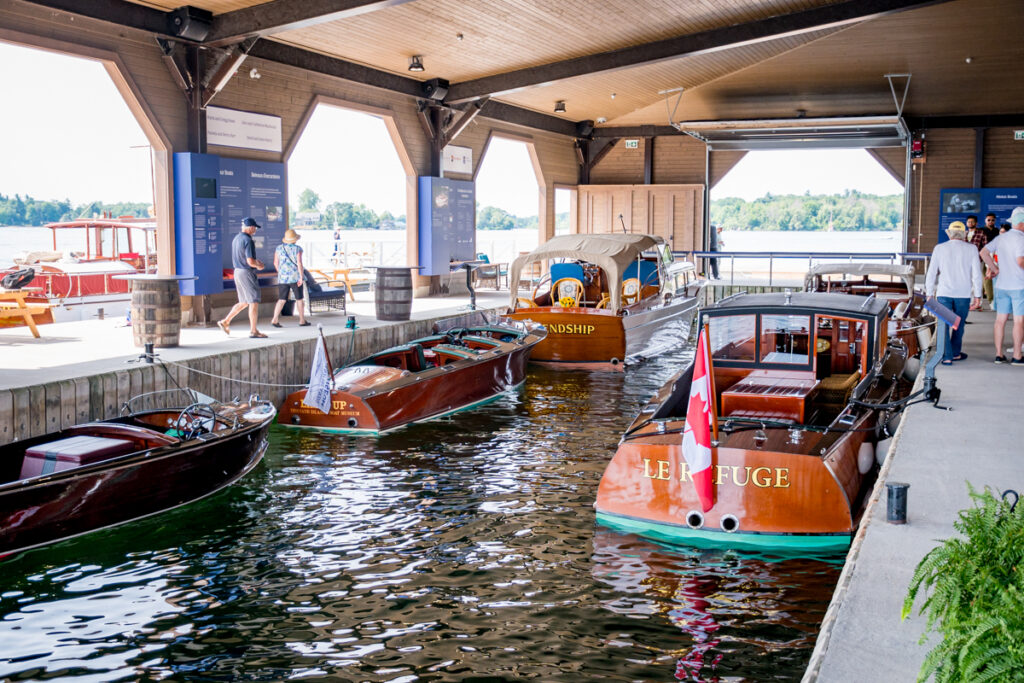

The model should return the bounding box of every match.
[0,405,274,556]
[278,332,541,434]
[595,417,875,551]
[506,296,698,371]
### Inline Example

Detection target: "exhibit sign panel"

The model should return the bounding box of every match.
[173,153,288,295]
[206,106,283,153]
[418,176,476,276]
[938,187,1024,243]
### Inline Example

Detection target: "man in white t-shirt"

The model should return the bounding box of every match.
[926,221,982,363]
[980,207,1024,364]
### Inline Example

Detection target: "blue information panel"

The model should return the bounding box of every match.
[417,176,476,276]
[173,153,288,294]
[938,187,1024,243]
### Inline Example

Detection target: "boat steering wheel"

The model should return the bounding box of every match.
[622,278,642,305]
[175,402,218,439]
[531,273,552,301]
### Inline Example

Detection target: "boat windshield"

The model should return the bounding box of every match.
[709,315,756,361]
[760,314,811,365]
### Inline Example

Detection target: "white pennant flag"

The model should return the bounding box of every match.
[303,334,333,414]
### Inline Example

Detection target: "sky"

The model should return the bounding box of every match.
[0,40,901,217]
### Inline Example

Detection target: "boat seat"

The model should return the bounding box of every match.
[21,435,136,479]
[818,372,860,408]
[433,344,478,364]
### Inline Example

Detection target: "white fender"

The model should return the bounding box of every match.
[917,326,934,354]
[858,441,876,474]
[875,438,892,466]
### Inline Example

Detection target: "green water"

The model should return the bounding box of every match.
[0,348,842,681]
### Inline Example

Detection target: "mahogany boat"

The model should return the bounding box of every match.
[804,263,932,360]
[0,395,275,556]
[595,291,913,552]
[0,216,157,328]
[504,234,704,371]
[277,320,547,434]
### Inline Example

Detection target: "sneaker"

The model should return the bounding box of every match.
[1013,358,1024,366]
[995,356,1008,364]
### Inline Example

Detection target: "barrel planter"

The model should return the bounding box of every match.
[374,267,413,321]
[130,278,182,348]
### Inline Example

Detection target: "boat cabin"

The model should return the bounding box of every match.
[699,292,891,426]
[509,233,696,313]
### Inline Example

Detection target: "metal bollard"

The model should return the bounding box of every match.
[886,481,910,524]
[145,342,154,364]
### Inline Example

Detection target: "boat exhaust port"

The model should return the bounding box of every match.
[290,415,301,424]
[347,418,358,428]
[720,514,740,533]
[685,510,704,529]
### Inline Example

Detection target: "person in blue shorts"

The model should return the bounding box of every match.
[980,207,1024,364]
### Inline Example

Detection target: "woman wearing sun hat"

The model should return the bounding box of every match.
[271,229,309,328]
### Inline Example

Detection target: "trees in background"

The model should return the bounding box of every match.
[711,190,902,231]
[0,194,149,226]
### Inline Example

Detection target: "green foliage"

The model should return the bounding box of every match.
[475,204,565,231]
[902,485,1024,682]
[711,191,902,231]
[0,193,149,226]
[297,188,321,212]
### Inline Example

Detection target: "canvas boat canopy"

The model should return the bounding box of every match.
[509,233,666,312]
[804,262,916,294]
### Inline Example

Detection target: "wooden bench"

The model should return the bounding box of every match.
[0,291,51,338]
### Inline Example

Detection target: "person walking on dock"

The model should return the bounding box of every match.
[980,207,1024,364]
[218,217,267,339]
[270,229,309,328]
[925,221,982,364]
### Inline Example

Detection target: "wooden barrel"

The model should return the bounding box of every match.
[375,267,413,321]
[130,278,182,348]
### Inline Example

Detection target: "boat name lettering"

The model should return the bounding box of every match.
[641,458,790,488]
[332,399,349,411]
[549,324,595,335]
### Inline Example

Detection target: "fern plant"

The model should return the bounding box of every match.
[902,485,1024,682]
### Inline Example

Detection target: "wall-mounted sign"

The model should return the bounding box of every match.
[625,139,639,149]
[418,177,475,275]
[1015,130,1024,141]
[442,144,473,174]
[206,106,282,153]
[938,187,1024,243]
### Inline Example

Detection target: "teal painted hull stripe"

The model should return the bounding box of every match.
[595,511,852,552]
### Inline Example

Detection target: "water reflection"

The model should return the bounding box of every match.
[0,345,842,681]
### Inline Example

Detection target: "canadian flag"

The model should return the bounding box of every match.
[681,325,717,513]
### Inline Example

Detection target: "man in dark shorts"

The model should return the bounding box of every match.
[218,217,267,338]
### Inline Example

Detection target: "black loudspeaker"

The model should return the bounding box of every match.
[576,120,595,138]
[421,78,449,101]
[168,6,213,41]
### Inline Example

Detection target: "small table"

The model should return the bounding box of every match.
[366,266,424,321]
[450,260,486,310]
[0,287,47,338]
[114,274,197,349]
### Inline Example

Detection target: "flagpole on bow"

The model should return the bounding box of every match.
[702,323,719,442]
[317,324,335,389]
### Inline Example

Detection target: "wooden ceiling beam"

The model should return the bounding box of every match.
[445,0,953,103]
[21,0,170,36]
[205,0,421,46]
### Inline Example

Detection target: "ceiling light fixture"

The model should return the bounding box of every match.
[408,55,425,72]
[554,100,566,113]
[610,92,616,99]
[456,32,464,41]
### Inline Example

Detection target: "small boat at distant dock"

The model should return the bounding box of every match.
[504,234,704,371]
[0,216,157,327]
[278,320,547,434]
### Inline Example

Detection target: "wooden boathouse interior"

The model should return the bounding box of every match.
[2,0,1023,311]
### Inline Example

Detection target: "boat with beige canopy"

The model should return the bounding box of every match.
[504,234,703,370]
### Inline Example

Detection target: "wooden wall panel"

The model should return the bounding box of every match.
[652,135,706,184]
[710,150,747,189]
[906,129,975,254]
[983,127,1024,188]
[577,184,703,252]
[590,139,645,184]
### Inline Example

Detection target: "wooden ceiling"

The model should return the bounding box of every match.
[21,0,1024,136]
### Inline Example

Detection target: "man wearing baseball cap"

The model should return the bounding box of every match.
[218,217,267,338]
[980,207,1024,364]
[926,221,982,364]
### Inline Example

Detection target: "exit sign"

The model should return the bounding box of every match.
[625,139,639,148]
[1015,130,1024,140]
